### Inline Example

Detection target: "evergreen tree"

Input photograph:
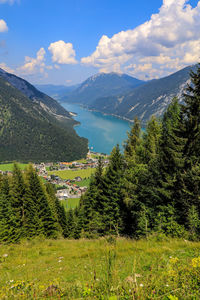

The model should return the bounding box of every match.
[182,64,200,164]
[45,182,67,236]
[80,156,105,235]
[9,163,26,238]
[25,165,58,238]
[101,145,126,235]
[65,208,76,238]
[174,65,200,223]
[0,176,19,243]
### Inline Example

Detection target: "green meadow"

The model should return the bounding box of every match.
[0,237,200,299]
[0,163,28,172]
[60,198,80,210]
[48,168,95,180]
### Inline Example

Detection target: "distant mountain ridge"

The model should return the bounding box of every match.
[62,72,145,105]
[0,69,88,162]
[61,65,197,124]
[35,84,80,100]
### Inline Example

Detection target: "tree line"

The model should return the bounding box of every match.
[0,164,68,243]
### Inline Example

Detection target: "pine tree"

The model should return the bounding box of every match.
[65,208,76,238]
[100,145,126,235]
[9,163,26,238]
[0,176,19,243]
[174,65,200,223]
[155,98,185,207]
[25,165,58,238]
[182,64,200,164]
[80,156,105,235]
[22,185,40,238]
[124,116,142,164]
[142,116,161,164]
[45,182,67,236]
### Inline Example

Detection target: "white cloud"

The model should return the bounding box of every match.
[18,48,47,75]
[0,62,14,73]
[0,19,8,32]
[81,0,200,79]
[48,40,77,64]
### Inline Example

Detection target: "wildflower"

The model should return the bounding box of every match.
[3,254,8,258]
[139,283,144,287]
[10,280,14,283]
[58,260,62,263]
[169,257,179,264]
[191,257,200,268]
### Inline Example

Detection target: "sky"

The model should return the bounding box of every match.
[0,0,199,85]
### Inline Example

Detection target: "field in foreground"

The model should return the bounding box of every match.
[0,237,200,299]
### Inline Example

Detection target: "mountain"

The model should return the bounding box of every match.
[35,84,80,100]
[61,72,145,105]
[0,69,72,118]
[81,65,197,124]
[0,69,88,162]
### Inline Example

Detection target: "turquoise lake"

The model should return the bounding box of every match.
[61,103,132,155]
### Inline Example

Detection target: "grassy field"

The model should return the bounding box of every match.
[48,168,95,180]
[0,163,28,172]
[60,198,80,210]
[0,237,200,299]
[74,178,91,187]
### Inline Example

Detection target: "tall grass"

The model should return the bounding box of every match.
[0,237,200,299]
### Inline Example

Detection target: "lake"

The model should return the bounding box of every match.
[61,103,132,154]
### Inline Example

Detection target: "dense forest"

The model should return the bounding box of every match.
[0,64,200,243]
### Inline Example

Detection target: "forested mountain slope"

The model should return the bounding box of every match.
[88,65,198,123]
[0,73,88,162]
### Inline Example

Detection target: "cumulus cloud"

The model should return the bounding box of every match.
[48,40,77,64]
[18,48,48,75]
[0,20,8,32]
[81,0,200,79]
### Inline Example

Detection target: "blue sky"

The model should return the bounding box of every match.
[0,0,199,85]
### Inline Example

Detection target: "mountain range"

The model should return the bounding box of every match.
[35,84,79,100]
[0,68,88,163]
[60,72,145,105]
[59,65,197,124]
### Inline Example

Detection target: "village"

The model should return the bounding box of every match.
[0,152,109,202]
[34,151,109,201]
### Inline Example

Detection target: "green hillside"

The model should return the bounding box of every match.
[0,237,200,299]
[0,76,88,162]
